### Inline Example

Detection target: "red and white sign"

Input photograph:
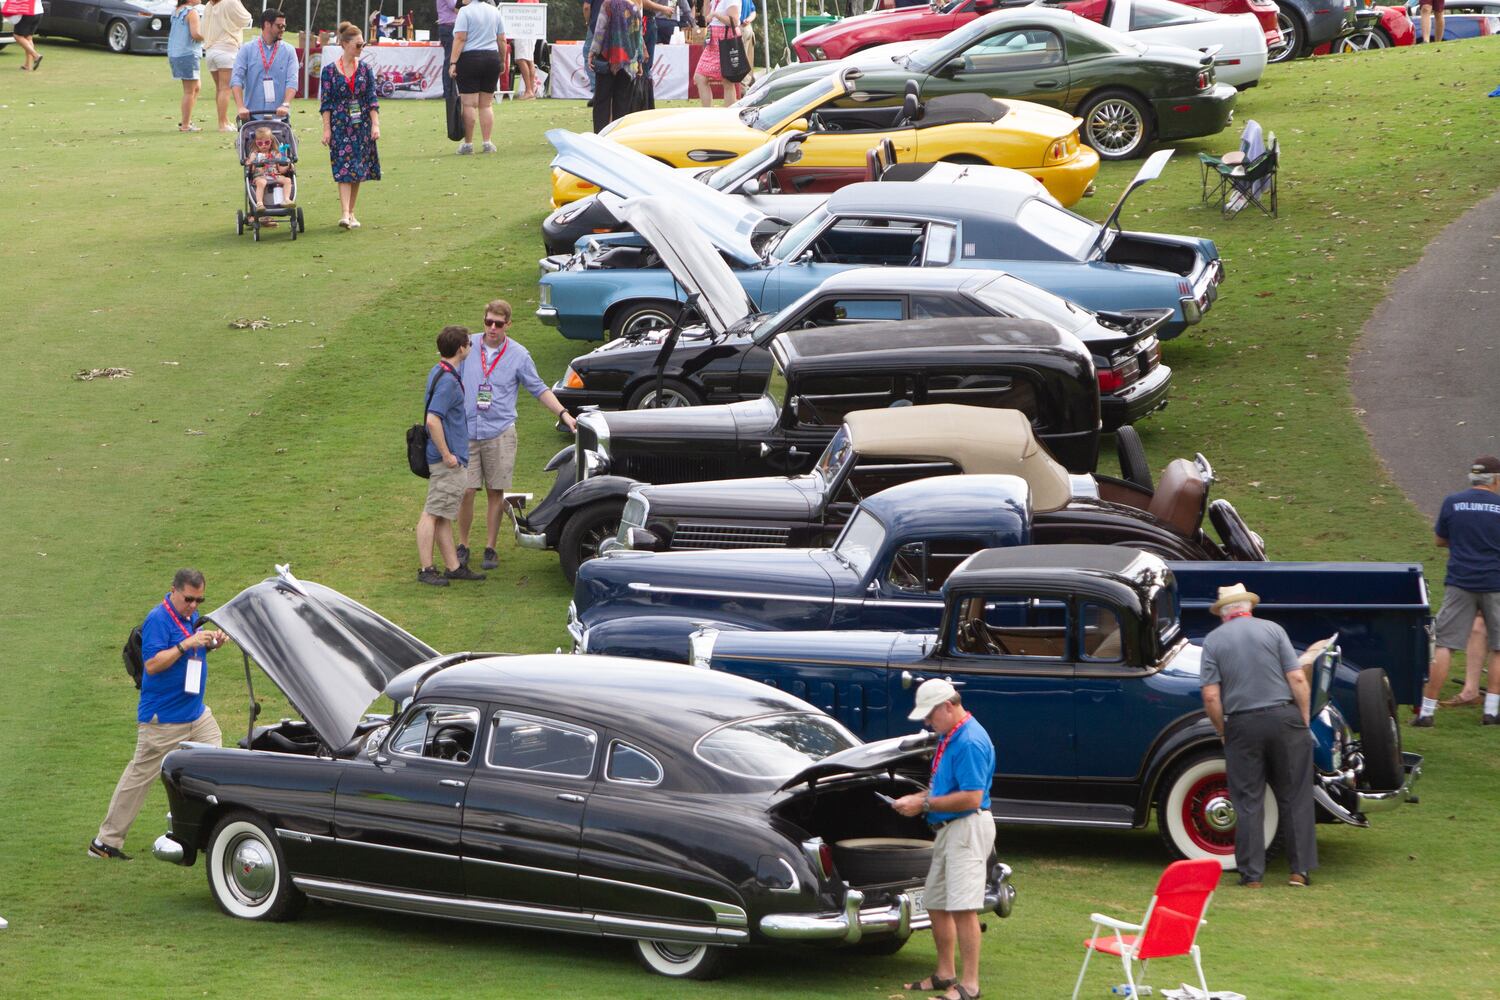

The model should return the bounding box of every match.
[321,43,444,100]
[547,42,689,100]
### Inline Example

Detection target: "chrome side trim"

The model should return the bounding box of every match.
[339,839,465,863]
[987,813,1135,829]
[274,828,334,845]
[623,580,941,609]
[766,858,801,896]
[579,874,748,926]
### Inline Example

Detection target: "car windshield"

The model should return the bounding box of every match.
[1154,579,1182,646]
[973,273,1091,334]
[813,425,857,486]
[707,137,783,192]
[764,205,831,262]
[832,508,886,578]
[695,712,858,778]
[765,356,790,410]
[1016,200,1099,260]
[744,77,837,132]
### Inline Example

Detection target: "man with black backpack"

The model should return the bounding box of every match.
[90,569,227,861]
[416,325,487,587]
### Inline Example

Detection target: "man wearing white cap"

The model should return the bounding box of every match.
[1200,583,1324,888]
[891,679,995,1000]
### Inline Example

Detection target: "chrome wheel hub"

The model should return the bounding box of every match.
[227,835,275,904]
[1203,794,1237,832]
[1087,102,1142,155]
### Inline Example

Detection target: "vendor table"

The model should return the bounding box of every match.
[548,42,691,100]
[319,41,444,100]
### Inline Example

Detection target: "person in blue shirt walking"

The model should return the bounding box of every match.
[90,569,227,860]
[893,679,997,1000]
[231,8,300,119]
[417,326,488,587]
[167,0,206,132]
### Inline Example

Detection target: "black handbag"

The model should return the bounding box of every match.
[632,65,655,112]
[406,369,453,478]
[718,30,749,83]
[445,86,464,142]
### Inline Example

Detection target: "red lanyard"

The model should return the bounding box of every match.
[340,57,360,95]
[480,339,508,380]
[439,360,463,391]
[161,598,197,642]
[258,39,277,73]
[1224,610,1252,621]
[930,713,971,779]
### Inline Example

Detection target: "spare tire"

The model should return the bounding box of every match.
[833,837,932,885]
[1115,426,1153,491]
[1355,668,1403,791]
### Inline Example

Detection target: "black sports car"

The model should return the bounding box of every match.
[39,0,174,53]
[150,569,1016,980]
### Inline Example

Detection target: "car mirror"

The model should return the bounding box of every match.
[937,58,964,78]
[782,117,810,134]
[742,177,762,195]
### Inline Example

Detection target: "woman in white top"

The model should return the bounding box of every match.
[692,0,741,107]
[201,0,252,131]
[448,0,507,154]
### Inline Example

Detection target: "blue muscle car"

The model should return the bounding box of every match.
[537,130,1223,342]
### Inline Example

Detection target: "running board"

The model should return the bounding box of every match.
[991,799,1137,828]
[292,877,750,945]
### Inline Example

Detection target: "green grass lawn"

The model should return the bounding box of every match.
[3,36,1500,999]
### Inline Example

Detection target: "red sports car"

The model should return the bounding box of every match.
[791,0,1283,61]
[1311,1,1414,50]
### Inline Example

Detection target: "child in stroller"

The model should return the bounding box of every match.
[245,126,295,212]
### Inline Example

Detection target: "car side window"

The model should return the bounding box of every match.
[488,711,598,778]
[923,224,958,267]
[809,217,930,267]
[887,538,985,593]
[1080,603,1125,662]
[910,293,979,320]
[605,741,664,785]
[952,594,1070,660]
[388,703,480,764]
[794,373,911,427]
[961,28,1064,71]
[1129,0,1197,29]
[791,296,905,328]
[922,372,1039,419]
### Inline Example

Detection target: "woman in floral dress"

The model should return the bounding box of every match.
[320,21,382,229]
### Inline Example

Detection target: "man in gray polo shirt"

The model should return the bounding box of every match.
[1200,583,1326,888]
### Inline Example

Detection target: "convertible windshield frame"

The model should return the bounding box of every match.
[832,507,888,579]
[812,424,857,489]
[748,75,844,132]
[693,711,860,779]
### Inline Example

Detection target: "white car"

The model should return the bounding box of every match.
[1098,0,1269,88]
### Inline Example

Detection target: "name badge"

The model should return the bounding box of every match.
[262,78,276,103]
[346,100,363,122]
[185,658,204,696]
[476,382,493,410]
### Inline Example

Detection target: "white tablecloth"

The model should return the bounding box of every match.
[548,43,689,100]
[321,43,444,100]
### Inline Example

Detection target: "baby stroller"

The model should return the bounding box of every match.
[235,113,305,242]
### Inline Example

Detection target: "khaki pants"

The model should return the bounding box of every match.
[96,708,221,849]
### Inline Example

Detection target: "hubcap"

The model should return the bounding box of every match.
[225,833,275,905]
[650,942,703,965]
[1202,794,1237,832]
[1269,13,1297,61]
[1086,101,1142,156]
[620,312,674,339]
[1181,772,1236,853]
[637,388,692,408]
[110,23,129,50]
[1339,29,1386,51]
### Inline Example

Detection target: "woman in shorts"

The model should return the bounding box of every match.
[200,0,251,131]
[9,0,45,72]
[448,0,506,154]
[167,0,206,131]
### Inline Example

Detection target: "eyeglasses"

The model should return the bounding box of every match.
[182,596,206,604]
[484,318,511,328]
[353,41,365,48]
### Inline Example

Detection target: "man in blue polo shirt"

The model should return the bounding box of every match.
[90,569,227,860]
[893,679,996,1000]
[231,9,299,119]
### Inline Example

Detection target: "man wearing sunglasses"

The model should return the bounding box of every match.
[231,8,298,119]
[455,299,577,571]
[90,569,227,860]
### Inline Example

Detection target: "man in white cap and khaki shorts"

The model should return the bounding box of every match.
[891,679,996,1000]
[1200,583,1325,888]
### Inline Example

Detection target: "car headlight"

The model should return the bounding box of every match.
[151,17,161,29]
[806,45,825,60]
[563,366,585,390]
[688,628,718,669]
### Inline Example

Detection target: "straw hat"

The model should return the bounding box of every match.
[1209,583,1260,616]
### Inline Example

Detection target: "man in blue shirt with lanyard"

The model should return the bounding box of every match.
[231,9,300,119]
[893,679,996,1000]
[90,569,227,860]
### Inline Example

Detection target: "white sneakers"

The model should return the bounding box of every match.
[482,141,497,154]
[457,142,474,155]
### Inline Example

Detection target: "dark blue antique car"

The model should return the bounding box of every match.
[579,542,1425,866]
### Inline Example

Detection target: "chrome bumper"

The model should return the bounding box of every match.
[760,865,1014,943]
[1357,752,1423,815]
[1181,259,1224,325]
[535,305,560,327]
[538,256,564,275]
[516,529,548,550]
[152,833,188,865]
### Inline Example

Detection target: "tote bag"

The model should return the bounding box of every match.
[718,32,749,83]
[445,87,465,142]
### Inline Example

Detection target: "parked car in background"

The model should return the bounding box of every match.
[150,569,1016,981]
[1093,0,1271,87]
[540,141,1223,343]
[750,8,1239,160]
[1314,1,1413,49]
[1404,0,1500,39]
[1,15,14,48]
[519,316,1104,580]
[1266,0,1357,59]
[38,0,174,52]
[679,545,1422,867]
[552,66,1100,208]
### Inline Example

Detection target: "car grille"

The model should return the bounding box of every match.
[673,524,792,550]
[619,455,733,484]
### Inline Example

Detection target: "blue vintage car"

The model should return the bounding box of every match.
[537,130,1223,342]
[689,545,1421,867]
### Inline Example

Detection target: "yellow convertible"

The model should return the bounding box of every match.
[551,68,1100,208]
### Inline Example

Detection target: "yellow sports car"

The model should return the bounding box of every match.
[551,67,1099,208]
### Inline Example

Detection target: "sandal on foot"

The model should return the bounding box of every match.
[904,975,956,992]
[934,987,980,1000]
[179,124,201,132]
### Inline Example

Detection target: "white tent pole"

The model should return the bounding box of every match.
[303,0,311,95]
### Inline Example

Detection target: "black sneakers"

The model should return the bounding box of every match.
[482,547,499,570]
[445,565,486,582]
[417,567,450,587]
[1484,714,1499,726]
[455,544,470,567]
[88,839,132,861]
[1411,715,1435,728]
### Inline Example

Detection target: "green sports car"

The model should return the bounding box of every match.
[741,7,1236,160]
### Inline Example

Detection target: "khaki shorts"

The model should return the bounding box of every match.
[204,48,238,72]
[466,425,518,491]
[923,811,995,912]
[424,460,467,519]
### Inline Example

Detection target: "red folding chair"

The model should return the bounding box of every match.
[1071,859,1220,1000]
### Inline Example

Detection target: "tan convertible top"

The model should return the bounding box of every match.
[844,404,1071,512]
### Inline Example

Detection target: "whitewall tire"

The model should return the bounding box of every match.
[1157,754,1278,870]
[631,939,727,979]
[205,813,304,921]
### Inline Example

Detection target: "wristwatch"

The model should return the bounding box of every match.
[175,641,185,655]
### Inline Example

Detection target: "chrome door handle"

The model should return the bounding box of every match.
[439,778,467,788]
[901,670,927,690]
[557,793,587,803]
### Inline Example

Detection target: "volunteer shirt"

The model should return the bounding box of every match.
[425,363,470,465]
[1199,614,1298,714]
[230,38,300,112]
[461,333,548,440]
[927,717,994,824]
[454,0,505,52]
[1436,487,1500,591]
[138,596,209,725]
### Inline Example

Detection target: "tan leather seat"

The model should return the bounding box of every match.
[1147,459,1207,537]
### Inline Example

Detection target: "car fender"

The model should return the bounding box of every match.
[559,476,639,513]
[583,615,760,663]
[1133,713,1220,825]
[545,445,575,472]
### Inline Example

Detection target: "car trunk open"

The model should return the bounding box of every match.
[1098,233,1200,276]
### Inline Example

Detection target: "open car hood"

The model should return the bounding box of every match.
[208,567,439,749]
[604,194,757,335]
[778,731,936,791]
[547,128,768,266]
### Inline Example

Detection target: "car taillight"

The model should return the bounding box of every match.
[1098,369,1125,394]
[1046,138,1069,163]
[563,367,585,390]
[1196,69,1212,90]
[802,838,834,880]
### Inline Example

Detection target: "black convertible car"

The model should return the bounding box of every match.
[151,570,1015,980]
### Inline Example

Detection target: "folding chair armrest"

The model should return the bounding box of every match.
[1089,913,1144,932]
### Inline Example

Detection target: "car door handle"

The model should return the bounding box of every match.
[901,670,927,689]
[557,793,587,803]
[439,778,467,788]
[1033,79,1061,89]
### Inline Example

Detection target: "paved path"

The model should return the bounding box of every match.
[1351,188,1500,520]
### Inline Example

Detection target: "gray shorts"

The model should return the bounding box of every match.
[1434,586,1500,649]
[466,426,518,491]
[923,811,995,912]
[424,461,467,520]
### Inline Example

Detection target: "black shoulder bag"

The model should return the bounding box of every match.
[121,624,145,689]
[406,366,456,478]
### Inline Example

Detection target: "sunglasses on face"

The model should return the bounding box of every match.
[484,318,511,328]
[182,595,206,604]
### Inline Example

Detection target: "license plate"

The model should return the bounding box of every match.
[909,889,927,918]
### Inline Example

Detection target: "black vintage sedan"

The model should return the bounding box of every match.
[151,570,1015,979]
[39,0,174,53]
